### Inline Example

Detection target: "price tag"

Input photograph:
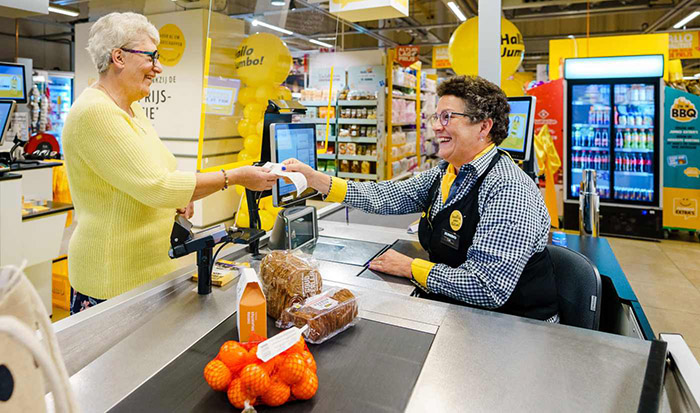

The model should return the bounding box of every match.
[256,325,309,362]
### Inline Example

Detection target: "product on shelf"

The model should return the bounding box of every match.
[351,160,361,173]
[361,161,371,174]
[340,160,350,172]
[300,88,336,102]
[347,143,356,155]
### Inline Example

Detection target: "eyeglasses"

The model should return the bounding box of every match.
[120,48,160,64]
[428,111,471,127]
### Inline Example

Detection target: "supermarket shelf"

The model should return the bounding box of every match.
[300,101,335,106]
[316,135,337,141]
[615,171,653,176]
[338,172,378,180]
[392,95,417,101]
[391,154,417,163]
[572,168,609,173]
[338,118,377,125]
[616,147,653,153]
[573,123,610,128]
[338,155,377,162]
[318,153,336,160]
[422,88,437,94]
[617,101,655,106]
[392,83,416,90]
[614,124,654,129]
[572,146,609,151]
[305,118,335,124]
[337,100,378,106]
[321,170,337,177]
[392,171,413,180]
[337,136,377,143]
[572,102,609,106]
[391,122,416,127]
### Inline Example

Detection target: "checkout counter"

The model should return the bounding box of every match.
[51,202,700,412]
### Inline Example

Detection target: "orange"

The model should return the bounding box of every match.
[300,351,317,374]
[240,363,271,396]
[227,377,256,409]
[277,353,306,385]
[261,355,281,376]
[261,379,291,407]
[203,359,232,391]
[291,368,318,400]
[218,341,249,373]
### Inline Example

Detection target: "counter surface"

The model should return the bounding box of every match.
[54,220,656,412]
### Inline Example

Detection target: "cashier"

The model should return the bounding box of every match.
[284,75,559,322]
[62,12,277,314]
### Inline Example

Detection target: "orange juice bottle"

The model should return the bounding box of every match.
[236,268,267,342]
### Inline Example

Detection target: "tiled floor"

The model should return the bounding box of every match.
[607,232,700,363]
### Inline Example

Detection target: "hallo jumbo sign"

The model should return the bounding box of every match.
[670,97,698,123]
[669,31,700,60]
[330,0,408,22]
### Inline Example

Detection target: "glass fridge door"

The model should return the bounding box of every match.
[569,83,611,200]
[612,83,655,203]
[48,74,73,150]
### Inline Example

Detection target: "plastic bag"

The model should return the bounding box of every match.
[259,250,323,319]
[276,288,359,344]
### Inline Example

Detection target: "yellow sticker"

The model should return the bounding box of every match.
[421,211,426,218]
[158,24,186,67]
[449,210,463,231]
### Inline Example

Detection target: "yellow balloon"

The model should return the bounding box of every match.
[260,196,274,210]
[448,17,524,78]
[501,78,525,97]
[255,84,276,105]
[244,134,261,155]
[238,87,255,106]
[237,118,254,137]
[235,33,292,87]
[259,210,276,231]
[256,119,264,135]
[238,149,253,161]
[243,103,264,122]
[236,210,249,228]
[235,185,245,195]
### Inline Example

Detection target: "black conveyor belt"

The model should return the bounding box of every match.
[110,315,434,412]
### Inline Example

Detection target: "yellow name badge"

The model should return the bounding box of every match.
[449,210,463,231]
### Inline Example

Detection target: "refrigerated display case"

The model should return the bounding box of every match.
[563,55,664,239]
[47,72,74,150]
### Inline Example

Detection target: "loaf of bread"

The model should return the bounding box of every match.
[259,250,323,319]
[277,288,359,344]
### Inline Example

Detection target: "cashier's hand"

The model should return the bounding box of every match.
[281,158,315,177]
[369,249,413,279]
[282,158,331,194]
[176,201,194,219]
[231,166,278,191]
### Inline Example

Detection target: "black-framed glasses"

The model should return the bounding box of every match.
[428,111,471,127]
[120,48,160,64]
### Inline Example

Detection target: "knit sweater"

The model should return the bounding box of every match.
[62,88,196,299]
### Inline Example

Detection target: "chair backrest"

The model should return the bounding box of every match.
[547,245,602,330]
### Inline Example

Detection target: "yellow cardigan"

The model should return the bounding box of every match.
[62,88,196,299]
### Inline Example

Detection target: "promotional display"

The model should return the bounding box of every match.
[563,55,664,238]
[663,87,700,232]
[528,78,564,184]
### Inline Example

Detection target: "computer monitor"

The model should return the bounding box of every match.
[499,96,536,162]
[0,100,16,146]
[269,123,319,207]
[0,63,27,104]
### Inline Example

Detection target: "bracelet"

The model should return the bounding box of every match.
[221,169,229,191]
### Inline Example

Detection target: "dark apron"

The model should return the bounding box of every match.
[416,151,558,321]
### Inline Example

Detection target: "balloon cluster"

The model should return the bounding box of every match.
[233,33,293,230]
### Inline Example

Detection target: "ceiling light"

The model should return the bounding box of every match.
[271,0,285,6]
[673,10,700,29]
[446,1,466,22]
[317,37,336,41]
[48,5,80,17]
[251,19,293,35]
[309,39,333,48]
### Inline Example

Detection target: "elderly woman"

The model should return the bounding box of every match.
[285,76,559,322]
[62,12,276,314]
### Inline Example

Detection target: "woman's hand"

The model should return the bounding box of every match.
[368,250,413,278]
[282,158,331,194]
[230,166,278,191]
[176,201,194,219]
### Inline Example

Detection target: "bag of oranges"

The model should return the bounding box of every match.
[203,330,318,412]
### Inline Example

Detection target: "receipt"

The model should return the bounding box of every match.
[263,162,308,194]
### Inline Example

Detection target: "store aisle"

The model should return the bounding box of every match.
[608,235,700,363]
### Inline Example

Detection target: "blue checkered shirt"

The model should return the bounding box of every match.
[339,147,558,323]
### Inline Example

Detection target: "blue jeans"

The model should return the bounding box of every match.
[70,288,105,315]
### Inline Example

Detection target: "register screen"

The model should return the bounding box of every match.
[0,64,26,102]
[274,124,316,196]
[500,99,532,154]
[0,101,12,145]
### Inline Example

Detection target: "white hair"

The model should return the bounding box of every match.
[86,12,160,73]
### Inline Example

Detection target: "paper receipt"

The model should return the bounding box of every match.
[263,162,308,194]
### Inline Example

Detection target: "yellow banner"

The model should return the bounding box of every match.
[669,30,700,60]
[432,45,451,69]
[663,187,700,230]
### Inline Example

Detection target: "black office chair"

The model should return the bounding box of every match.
[547,245,602,330]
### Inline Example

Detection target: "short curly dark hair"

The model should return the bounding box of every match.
[437,75,510,145]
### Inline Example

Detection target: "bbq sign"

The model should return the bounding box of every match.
[670,97,698,123]
[395,46,420,67]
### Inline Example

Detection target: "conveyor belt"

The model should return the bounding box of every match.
[110,315,434,412]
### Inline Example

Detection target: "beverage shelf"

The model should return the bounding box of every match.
[615,147,654,153]
[571,168,609,173]
[572,102,610,107]
[573,123,610,128]
[614,124,654,129]
[614,171,653,176]
[572,146,609,151]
